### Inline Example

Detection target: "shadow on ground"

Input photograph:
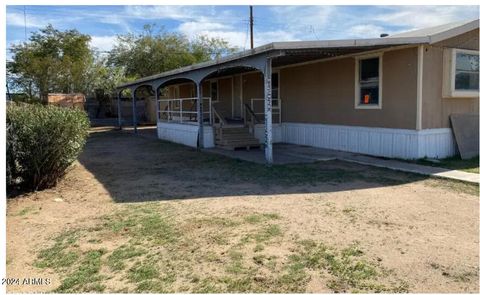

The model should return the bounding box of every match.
[78,129,468,203]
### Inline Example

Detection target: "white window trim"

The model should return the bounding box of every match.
[354,53,383,110]
[446,48,479,98]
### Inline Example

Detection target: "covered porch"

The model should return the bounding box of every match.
[115,40,411,164]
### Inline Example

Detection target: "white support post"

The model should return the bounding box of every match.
[209,97,213,125]
[117,90,122,130]
[264,58,273,164]
[131,89,137,134]
[180,101,183,123]
[154,87,159,124]
[196,82,204,148]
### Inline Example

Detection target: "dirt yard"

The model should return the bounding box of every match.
[6,129,479,293]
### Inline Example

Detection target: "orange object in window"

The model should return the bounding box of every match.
[363,94,370,104]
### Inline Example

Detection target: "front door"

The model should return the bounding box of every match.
[232,75,242,119]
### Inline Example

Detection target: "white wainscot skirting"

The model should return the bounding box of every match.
[157,122,456,159]
[279,123,456,159]
[157,122,214,148]
[253,124,283,143]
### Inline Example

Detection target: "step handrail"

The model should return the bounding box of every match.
[243,103,260,133]
[211,104,227,126]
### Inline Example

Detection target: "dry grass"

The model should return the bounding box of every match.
[32,204,409,293]
[6,129,479,293]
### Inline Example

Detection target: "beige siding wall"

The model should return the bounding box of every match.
[422,29,479,129]
[233,75,242,117]
[211,77,233,115]
[179,84,195,97]
[156,31,479,130]
[242,72,264,102]
[202,82,210,97]
[164,83,195,98]
[280,47,418,129]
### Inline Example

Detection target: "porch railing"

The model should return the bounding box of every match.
[250,98,282,124]
[243,103,260,132]
[158,97,212,125]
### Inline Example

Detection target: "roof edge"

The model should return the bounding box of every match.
[117,20,479,89]
[429,19,479,44]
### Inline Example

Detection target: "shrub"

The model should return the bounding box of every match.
[7,103,90,191]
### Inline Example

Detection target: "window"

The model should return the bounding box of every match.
[454,51,479,91]
[444,48,479,98]
[272,72,279,107]
[355,54,382,109]
[210,81,218,101]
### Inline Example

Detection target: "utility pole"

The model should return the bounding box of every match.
[249,6,254,49]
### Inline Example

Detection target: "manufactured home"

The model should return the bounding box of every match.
[116,20,479,164]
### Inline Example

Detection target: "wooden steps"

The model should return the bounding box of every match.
[215,126,261,150]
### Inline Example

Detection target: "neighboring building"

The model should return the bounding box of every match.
[47,93,85,109]
[116,20,479,163]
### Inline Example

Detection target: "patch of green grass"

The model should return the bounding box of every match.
[196,278,223,293]
[107,245,146,271]
[427,178,479,196]
[195,216,239,227]
[253,244,265,252]
[129,260,176,292]
[103,206,176,244]
[226,250,245,274]
[244,213,280,224]
[415,156,479,174]
[285,240,408,293]
[34,230,80,270]
[15,206,37,216]
[253,224,282,243]
[252,254,277,270]
[429,261,478,283]
[87,238,102,244]
[128,261,159,282]
[450,271,478,283]
[210,233,228,245]
[56,249,107,292]
[221,276,253,292]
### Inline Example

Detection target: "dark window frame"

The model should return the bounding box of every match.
[355,54,382,109]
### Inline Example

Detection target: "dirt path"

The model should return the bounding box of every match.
[6,129,479,293]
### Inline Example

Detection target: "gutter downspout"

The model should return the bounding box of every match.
[416,45,424,131]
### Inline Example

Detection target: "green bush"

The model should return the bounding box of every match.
[7,103,90,191]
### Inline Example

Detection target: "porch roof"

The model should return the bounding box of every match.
[117,19,478,89]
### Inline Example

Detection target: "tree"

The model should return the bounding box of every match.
[108,24,238,79]
[8,25,93,101]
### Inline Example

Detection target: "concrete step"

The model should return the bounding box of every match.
[217,139,260,145]
[217,134,255,139]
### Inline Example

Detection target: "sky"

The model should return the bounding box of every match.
[6,5,480,58]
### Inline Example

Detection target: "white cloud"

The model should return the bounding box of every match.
[344,25,387,39]
[373,6,479,29]
[177,20,245,48]
[267,5,478,40]
[177,18,299,50]
[90,35,117,52]
[255,30,300,44]
[124,5,198,21]
[6,12,48,28]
